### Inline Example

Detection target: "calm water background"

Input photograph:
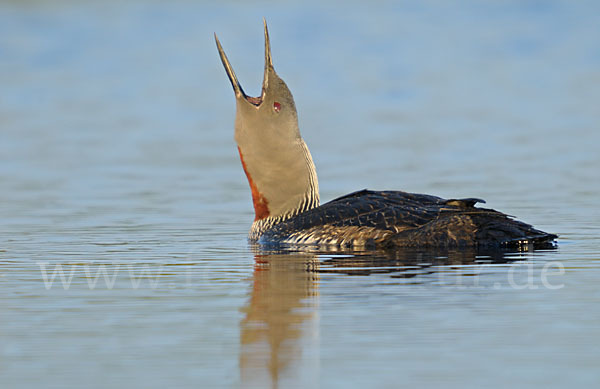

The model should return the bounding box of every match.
[1,1,599,388]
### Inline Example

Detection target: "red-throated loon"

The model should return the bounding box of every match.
[214,21,557,249]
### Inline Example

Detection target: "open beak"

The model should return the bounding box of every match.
[214,32,244,98]
[261,19,274,99]
[215,19,274,105]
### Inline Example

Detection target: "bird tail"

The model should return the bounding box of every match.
[470,212,557,250]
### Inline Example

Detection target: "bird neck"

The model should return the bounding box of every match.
[237,138,319,232]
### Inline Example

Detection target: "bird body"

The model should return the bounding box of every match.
[215,21,557,250]
[257,190,556,249]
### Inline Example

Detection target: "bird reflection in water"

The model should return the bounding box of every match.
[239,246,527,387]
[240,250,320,388]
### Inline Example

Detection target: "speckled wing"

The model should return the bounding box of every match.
[259,189,556,249]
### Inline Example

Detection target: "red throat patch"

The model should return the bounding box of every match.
[237,147,270,221]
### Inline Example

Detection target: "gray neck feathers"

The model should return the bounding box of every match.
[238,137,320,240]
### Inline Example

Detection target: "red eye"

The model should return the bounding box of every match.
[273,102,281,112]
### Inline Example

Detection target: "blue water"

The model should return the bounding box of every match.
[1,1,599,388]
